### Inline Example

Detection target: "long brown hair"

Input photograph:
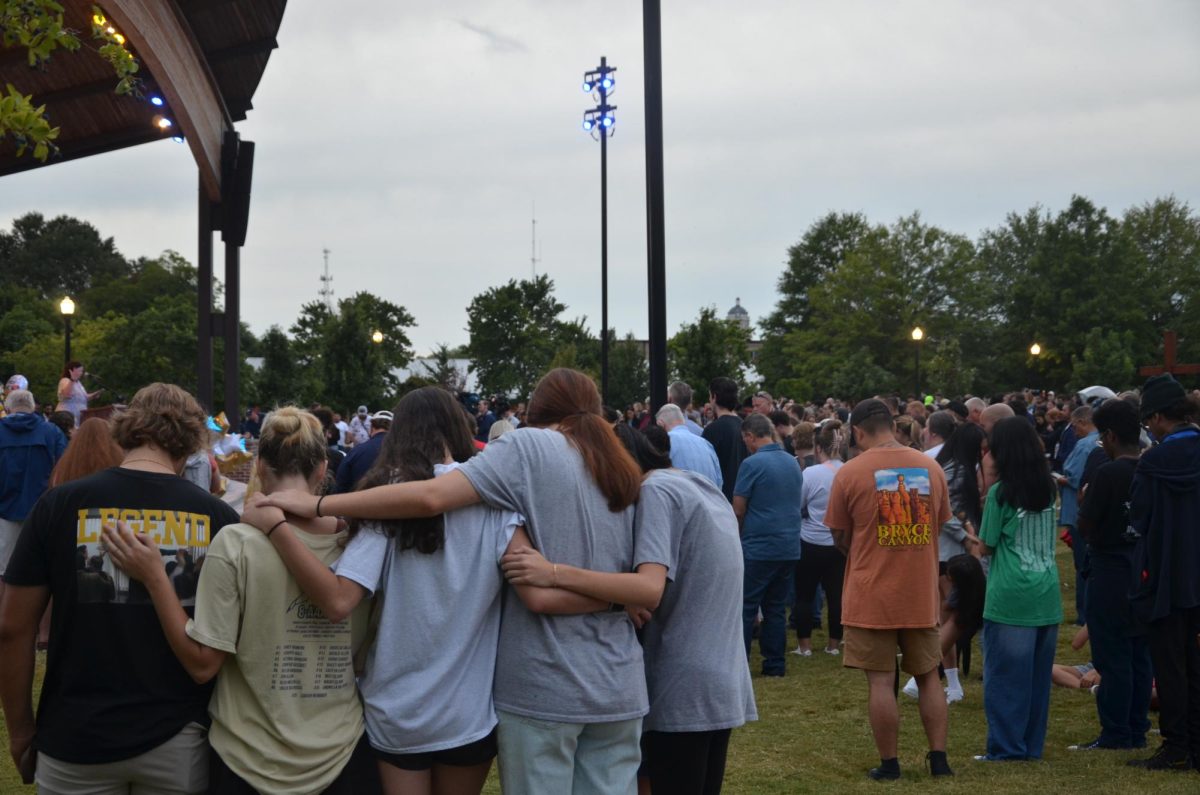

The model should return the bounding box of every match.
[526,368,641,511]
[351,386,477,553]
[49,418,123,487]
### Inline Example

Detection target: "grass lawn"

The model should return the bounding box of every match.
[4,548,1198,793]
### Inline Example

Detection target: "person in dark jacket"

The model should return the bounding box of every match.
[333,410,391,493]
[1127,374,1200,772]
[0,389,67,600]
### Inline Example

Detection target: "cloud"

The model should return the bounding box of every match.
[456,19,528,54]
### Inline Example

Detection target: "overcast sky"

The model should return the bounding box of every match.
[2,1,1198,353]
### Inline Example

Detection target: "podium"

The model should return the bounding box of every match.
[81,404,125,423]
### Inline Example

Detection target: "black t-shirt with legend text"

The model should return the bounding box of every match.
[3,467,239,763]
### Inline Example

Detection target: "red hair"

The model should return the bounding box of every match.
[526,368,641,511]
[50,418,124,487]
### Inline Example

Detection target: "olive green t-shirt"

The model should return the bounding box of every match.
[186,522,368,795]
[979,485,1063,627]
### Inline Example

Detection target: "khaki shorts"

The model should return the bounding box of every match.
[842,625,940,675]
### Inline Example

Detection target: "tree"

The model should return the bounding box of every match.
[1122,197,1200,367]
[0,212,131,297]
[668,306,752,393]
[1,5,142,160]
[758,212,874,390]
[420,343,468,394]
[1069,328,1136,392]
[290,292,415,409]
[253,325,300,406]
[606,332,649,411]
[465,275,568,399]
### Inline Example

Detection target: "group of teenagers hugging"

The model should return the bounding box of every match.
[0,368,756,795]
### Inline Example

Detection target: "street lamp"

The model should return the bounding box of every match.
[59,297,75,363]
[371,330,383,345]
[1029,342,1042,357]
[582,56,616,405]
[911,326,924,397]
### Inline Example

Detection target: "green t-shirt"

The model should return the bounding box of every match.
[979,484,1063,627]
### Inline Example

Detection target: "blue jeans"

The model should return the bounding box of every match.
[1086,551,1152,747]
[743,559,796,675]
[982,620,1058,760]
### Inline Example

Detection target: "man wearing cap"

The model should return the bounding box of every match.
[1127,374,1200,772]
[825,398,954,780]
[0,389,66,600]
[334,410,392,494]
[348,405,372,447]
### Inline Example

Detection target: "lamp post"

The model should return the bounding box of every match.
[60,297,75,363]
[911,326,924,397]
[1028,342,1042,389]
[371,330,384,345]
[582,57,616,404]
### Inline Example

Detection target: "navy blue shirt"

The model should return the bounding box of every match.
[733,442,804,561]
[334,433,385,494]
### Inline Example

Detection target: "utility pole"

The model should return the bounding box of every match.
[582,57,617,404]
[319,247,335,312]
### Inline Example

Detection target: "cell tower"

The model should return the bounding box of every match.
[319,247,335,312]
[530,202,540,279]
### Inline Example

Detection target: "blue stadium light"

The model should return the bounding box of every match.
[600,77,613,90]
[582,81,593,92]
[601,115,613,128]
[150,95,164,107]
[583,118,594,131]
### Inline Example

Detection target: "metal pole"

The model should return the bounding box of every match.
[223,240,240,423]
[915,342,921,398]
[599,57,610,406]
[643,0,668,413]
[64,316,71,363]
[197,179,214,411]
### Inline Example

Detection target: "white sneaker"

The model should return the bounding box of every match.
[901,677,919,699]
[791,647,813,657]
[945,687,964,704]
[824,647,841,656]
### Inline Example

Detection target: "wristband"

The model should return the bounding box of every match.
[316,494,326,517]
[266,518,287,538]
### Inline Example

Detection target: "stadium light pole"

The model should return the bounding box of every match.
[582,57,617,405]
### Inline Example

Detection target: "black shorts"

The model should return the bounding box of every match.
[373,729,498,771]
[639,729,732,795]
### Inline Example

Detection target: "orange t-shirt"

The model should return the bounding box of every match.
[824,445,952,629]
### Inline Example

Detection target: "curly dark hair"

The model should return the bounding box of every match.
[349,386,476,554]
[110,383,207,461]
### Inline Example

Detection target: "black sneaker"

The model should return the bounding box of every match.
[1126,745,1191,771]
[867,765,901,781]
[925,751,954,777]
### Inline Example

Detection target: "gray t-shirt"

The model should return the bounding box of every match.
[633,469,758,732]
[334,463,519,753]
[461,428,647,723]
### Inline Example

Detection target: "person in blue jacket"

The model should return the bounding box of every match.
[0,388,67,599]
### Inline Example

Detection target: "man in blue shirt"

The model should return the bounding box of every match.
[334,410,391,493]
[1057,405,1099,625]
[0,389,66,601]
[733,413,803,677]
[655,404,722,488]
[667,381,704,436]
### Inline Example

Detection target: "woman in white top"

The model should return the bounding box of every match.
[792,419,847,655]
[55,360,101,426]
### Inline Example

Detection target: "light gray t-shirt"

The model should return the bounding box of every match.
[633,469,758,732]
[334,462,519,753]
[799,460,842,546]
[461,428,647,723]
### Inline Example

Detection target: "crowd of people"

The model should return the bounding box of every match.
[0,363,1197,793]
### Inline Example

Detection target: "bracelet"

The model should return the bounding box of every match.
[266,518,287,538]
[315,494,326,517]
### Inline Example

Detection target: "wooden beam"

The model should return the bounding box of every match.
[102,0,230,200]
[206,36,278,65]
